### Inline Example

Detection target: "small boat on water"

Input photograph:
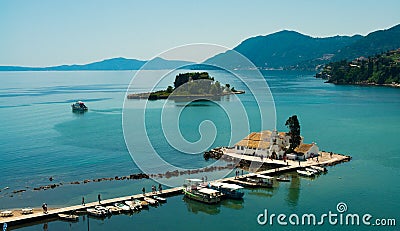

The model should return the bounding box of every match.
[245,175,274,188]
[133,199,143,209]
[209,182,244,199]
[153,195,167,203]
[310,165,327,173]
[276,176,290,182]
[94,206,111,216]
[143,197,158,206]
[305,168,320,174]
[87,208,107,217]
[137,199,149,208]
[114,203,131,212]
[71,101,88,112]
[125,200,140,211]
[58,214,79,221]
[297,170,315,177]
[105,205,122,214]
[183,179,223,204]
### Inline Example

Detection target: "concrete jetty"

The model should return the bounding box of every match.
[0,151,350,227]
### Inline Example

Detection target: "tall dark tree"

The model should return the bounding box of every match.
[285,115,301,153]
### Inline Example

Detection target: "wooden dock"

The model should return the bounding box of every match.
[0,187,182,226]
[0,151,351,227]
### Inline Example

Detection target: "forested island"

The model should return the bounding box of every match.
[316,49,400,87]
[127,72,244,100]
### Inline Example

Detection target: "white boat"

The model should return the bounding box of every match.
[94,206,111,215]
[276,177,290,182]
[114,203,131,212]
[305,168,320,174]
[297,170,315,177]
[125,200,139,211]
[310,166,327,172]
[245,174,273,188]
[153,195,167,203]
[183,179,223,204]
[86,208,106,217]
[105,206,122,214]
[71,101,88,112]
[134,199,147,209]
[58,214,79,221]
[133,199,143,209]
[143,197,158,205]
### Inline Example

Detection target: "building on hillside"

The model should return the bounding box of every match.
[232,129,318,160]
[294,142,319,160]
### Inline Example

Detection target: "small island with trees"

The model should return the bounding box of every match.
[127,72,244,100]
[316,48,400,87]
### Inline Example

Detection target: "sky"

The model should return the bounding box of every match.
[1,0,400,66]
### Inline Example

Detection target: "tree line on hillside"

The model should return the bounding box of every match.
[316,49,400,85]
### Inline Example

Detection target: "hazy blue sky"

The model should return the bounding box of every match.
[1,0,400,66]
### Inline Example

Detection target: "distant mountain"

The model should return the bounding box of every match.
[205,24,400,70]
[205,30,361,69]
[0,57,192,71]
[2,24,399,71]
[333,24,400,61]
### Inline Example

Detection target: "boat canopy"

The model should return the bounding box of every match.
[198,188,220,195]
[220,183,243,190]
[210,182,225,187]
[255,174,274,179]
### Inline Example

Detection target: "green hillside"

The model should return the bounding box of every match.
[316,49,400,85]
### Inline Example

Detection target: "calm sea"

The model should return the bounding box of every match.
[0,70,399,230]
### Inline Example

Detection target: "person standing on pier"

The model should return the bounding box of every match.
[42,203,48,214]
[142,187,145,195]
[98,194,101,204]
[158,184,162,193]
[82,197,85,206]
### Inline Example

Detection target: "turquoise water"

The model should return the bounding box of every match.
[0,70,399,230]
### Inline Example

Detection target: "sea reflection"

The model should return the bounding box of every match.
[182,197,221,215]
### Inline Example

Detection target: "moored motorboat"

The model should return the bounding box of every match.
[245,175,273,188]
[276,176,290,182]
[114,203,131,212]
[94,206,111,216]
[125,200,139,211]
[183,179,223,204]
[58,213,79,221]
[105,205,122,214]
[86,208,106,217]
[310,165,327,173]
[133,199,143,209]
[305,168,320,174]
[143,197,158,206]
[297,170,315,177]
[153,195,167,203]
[138,199,149,208]
[209,182,244,199]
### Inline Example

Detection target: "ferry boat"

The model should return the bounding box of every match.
[71,101,88,112]
[209,182,244,199]
[183,179,223,204]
